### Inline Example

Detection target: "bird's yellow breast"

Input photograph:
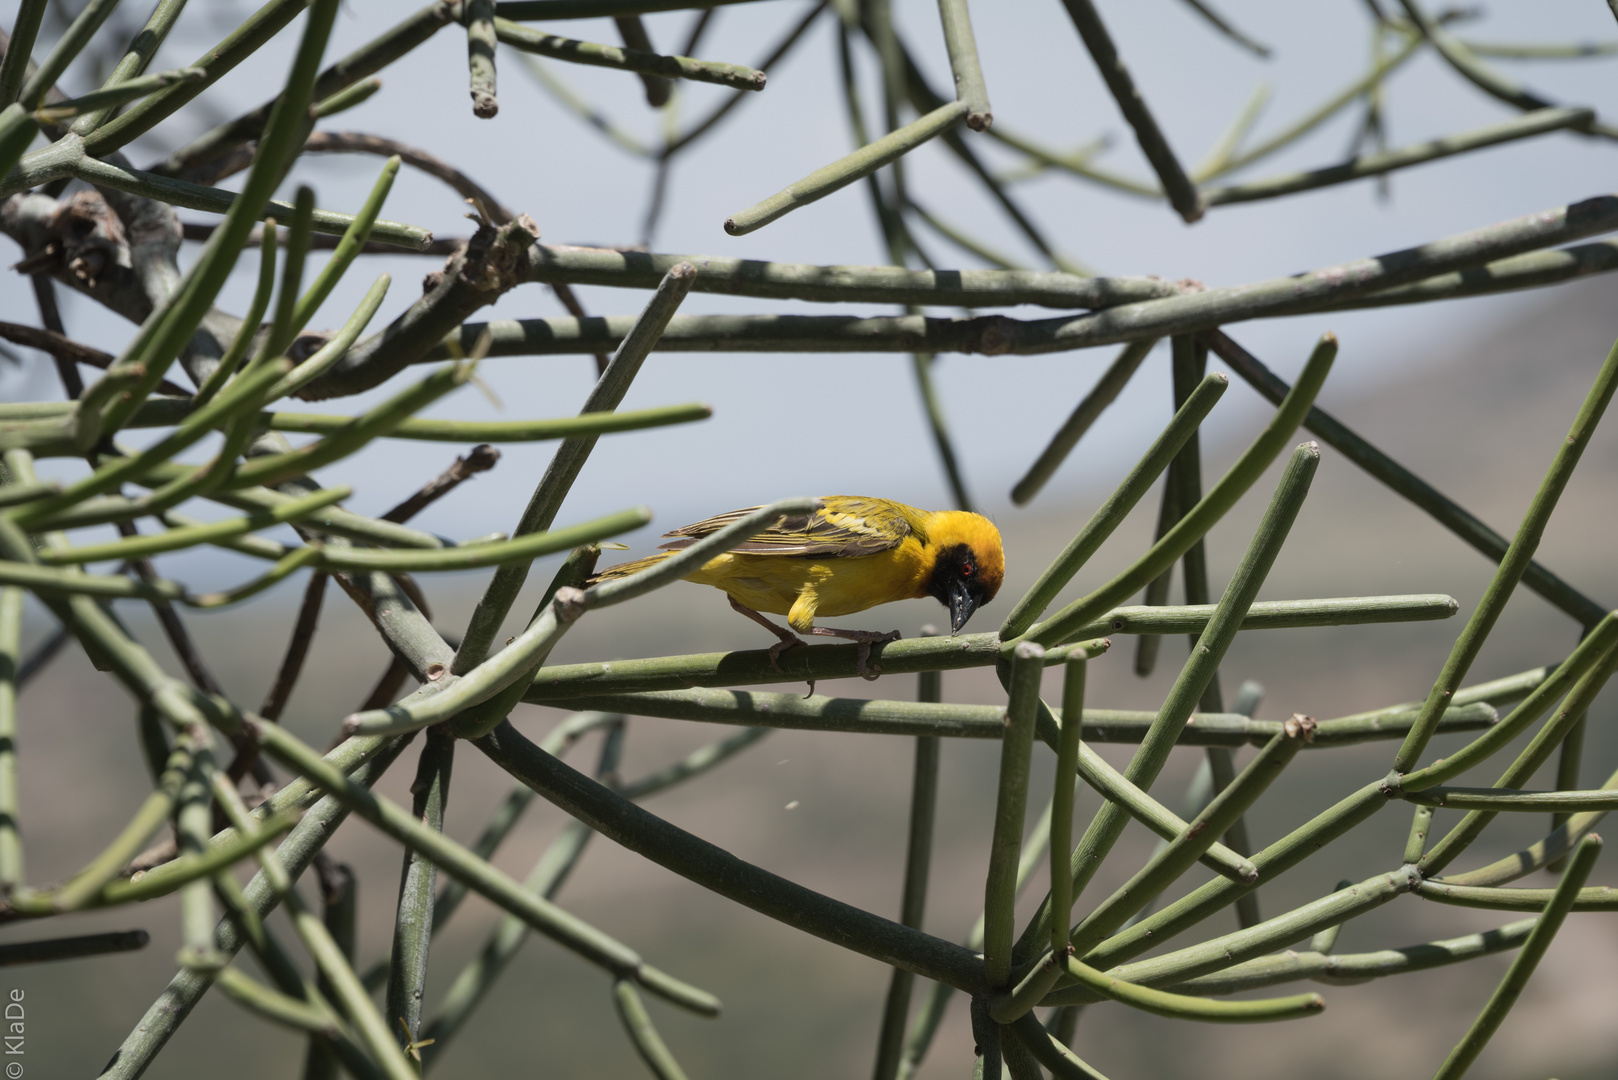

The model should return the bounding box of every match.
[684,537,929,632]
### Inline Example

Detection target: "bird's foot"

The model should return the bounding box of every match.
[808,627,902,680]
[730,595,809,675]
[767,635,809,674]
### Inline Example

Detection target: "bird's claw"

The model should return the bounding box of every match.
[807,628,901,680]
[767,635,808,674]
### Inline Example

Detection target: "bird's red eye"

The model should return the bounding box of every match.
[962,563,973,576]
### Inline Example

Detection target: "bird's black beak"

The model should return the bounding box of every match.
[948,578,977,635]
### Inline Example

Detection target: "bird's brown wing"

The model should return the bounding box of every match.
[657,497,911,558]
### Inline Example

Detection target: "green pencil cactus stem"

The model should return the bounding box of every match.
[0,3,1614,1077]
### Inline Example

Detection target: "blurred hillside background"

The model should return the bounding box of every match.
[1,0,1616,1077]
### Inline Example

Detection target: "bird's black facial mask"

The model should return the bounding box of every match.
[927,543,992,634]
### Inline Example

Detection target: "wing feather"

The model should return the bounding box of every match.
[657,497,911,558]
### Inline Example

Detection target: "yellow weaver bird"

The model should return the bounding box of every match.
[590,496,1005,679]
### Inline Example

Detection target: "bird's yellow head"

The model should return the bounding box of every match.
[920,511,1005,634]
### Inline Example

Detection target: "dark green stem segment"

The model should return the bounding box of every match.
[1430,836,1602,1080]
[1052,953,1324,1022]
[871,633,943,1080]
[249,719,720,1016]
[385,729,454,1050]
[416,720,626,1063]
[1206,329,1607,628]
[99,735,414,1080]
[985,642,1046,987]
[449,181,1618,355]
[1010,338,1157,506]
[1329,239,1618,310]
[1049,659,1086,953]
[1417,641,1618,877]
[454,262,696,674]
[476,720,989,995]
[1393,331,1618,773]
[1397,0,1616,138]
[1172,917,1537,997]
[524,594,1454,702]
[1001,370,1227,640]
[1025,336,1334,647]
[527,242,1179,309]
[1057,0,1202,222]
[0,0,47,106]
[538,686,1492,749]
[1203,107,1595,206]
[1408,787,1618,811]
[0,929,149,966]
[1006,1012,1111,1080]
[1016,443,1320,963]
[495,17,765,91]
[1068,722,1309,957]
[0,586,19,891]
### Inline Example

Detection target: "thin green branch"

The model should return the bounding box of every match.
[1210,30,1424,178]
[1393,333,1618,772]
[872,629,943,1080]
[16,0,121,108]
[1438,759,1618,888]
[454,262,697,673]
[528,241,1175,309]
[495,18,765,91]
[1006,1012,1111,1080]
[984,642,1045,987]
[0,586,19,891]
[477,720,990,994]
[1171,918,1536,996]
[1050,659,1086,952]
[1401,617,1617,792]
[1053,952,1324,1022]
[1417,642,1618,877]
[249,718,719,1016]
[0,929,150,966]
[1409,787,1618,811]
[1203,107,1593,207]
[1206,330,1608,628]
[0,0,47,106]
[468,0,498,116]
[1010,338,1157,506]
[1430,836,1602,1080]
[524,594,1454,701]
[1025,339,1334,647]
[43,67,205,127]
[1398,0,1617,140]
[1017,443,1321,963]
[1002,370,1225,635]
[195,221,278,407]
[37,486,349,566]
[1068,721,1312,957]
[612,979,692,1080]
[1058,0,1203,221]
[386,729,455,1051]
[937,0,991,130]
[725,101,966,235]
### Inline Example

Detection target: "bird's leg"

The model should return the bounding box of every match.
[806,626,902,680]
[727,595,807,673]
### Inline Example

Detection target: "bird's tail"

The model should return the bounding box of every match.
[586,551,675,584]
